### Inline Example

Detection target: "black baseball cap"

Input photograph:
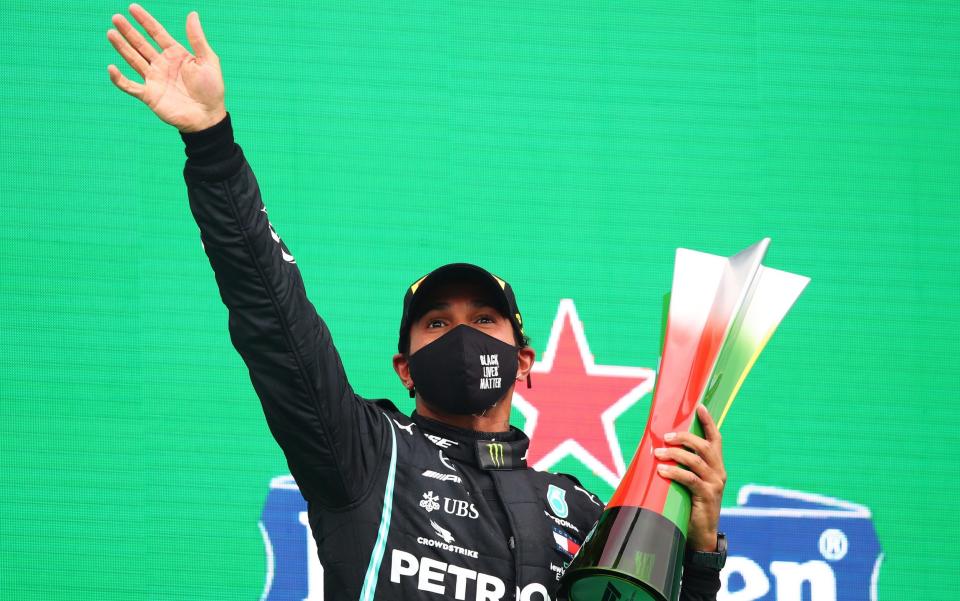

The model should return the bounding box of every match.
[398,263,525,353]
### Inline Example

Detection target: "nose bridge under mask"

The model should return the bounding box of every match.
[442,324,473,390]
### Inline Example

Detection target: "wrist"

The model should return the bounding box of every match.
[178,108,228,134]
[181,112,243,182]
[181,112,233,160]
[687,530,720,553]
[685,531,727,571]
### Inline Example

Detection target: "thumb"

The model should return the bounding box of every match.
[185,11,214,60]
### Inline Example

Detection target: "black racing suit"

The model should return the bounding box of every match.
[180,114,721,601]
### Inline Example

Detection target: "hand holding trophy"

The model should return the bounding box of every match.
[559,239,809,601]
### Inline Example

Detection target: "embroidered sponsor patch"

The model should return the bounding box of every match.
[547,484,569,518]
[422,470,462,484]
[424,433,458,448]
[552,527,582,558]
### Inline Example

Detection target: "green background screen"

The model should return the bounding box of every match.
[1,1,957,599]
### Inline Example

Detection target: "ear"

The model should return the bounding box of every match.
[516,346,536,381]
[392,353,414,392]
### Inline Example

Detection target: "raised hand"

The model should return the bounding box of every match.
[107,4,226,132]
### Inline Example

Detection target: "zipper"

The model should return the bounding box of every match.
[491,471,521,600]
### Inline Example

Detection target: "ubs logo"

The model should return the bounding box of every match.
[420,490,480,520]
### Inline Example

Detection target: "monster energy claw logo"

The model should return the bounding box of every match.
[488,442,505,468]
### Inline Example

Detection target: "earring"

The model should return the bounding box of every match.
[408,386,416,398]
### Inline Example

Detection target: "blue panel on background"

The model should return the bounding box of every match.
[719,486,882,601]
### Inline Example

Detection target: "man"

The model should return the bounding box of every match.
[106,6,727,600]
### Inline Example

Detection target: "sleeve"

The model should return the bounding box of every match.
[678,564,722,601]
[180,114,389,507]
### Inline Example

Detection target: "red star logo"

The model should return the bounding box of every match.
[514,300,655,488]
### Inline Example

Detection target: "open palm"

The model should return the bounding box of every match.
[107,4,226,133]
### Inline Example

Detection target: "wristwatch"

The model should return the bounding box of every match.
[685,532,727,570]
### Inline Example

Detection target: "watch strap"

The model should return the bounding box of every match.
[685,532,727,570]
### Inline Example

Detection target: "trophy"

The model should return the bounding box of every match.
[557,238,809,601]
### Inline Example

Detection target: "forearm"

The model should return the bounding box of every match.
[679,564,722,601]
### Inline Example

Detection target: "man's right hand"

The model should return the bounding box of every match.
[107,4,226,133]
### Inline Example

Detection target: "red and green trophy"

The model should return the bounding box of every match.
[557,239,809,601]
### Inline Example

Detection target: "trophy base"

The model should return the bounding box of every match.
[566,574,663,601]
[557,507,685,601]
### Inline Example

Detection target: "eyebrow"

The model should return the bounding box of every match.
[420,299,496,313]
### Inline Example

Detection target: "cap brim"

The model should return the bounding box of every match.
[408,263,511,318]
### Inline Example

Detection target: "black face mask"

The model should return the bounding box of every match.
[408,324,519,415]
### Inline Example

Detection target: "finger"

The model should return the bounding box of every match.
[112,13,158,62]
[663,430,710,457]
[654,447,712,481]
[185,11,214,60]
[129,3,180,50]
[657,463,703,491]
[697,404,722,445]
[664,429,725,478]
[107,29,148,76]
[108,64,145,99]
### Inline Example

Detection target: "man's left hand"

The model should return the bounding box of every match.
[654,403,727,552]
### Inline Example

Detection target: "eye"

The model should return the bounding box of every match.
[426,318,446,329]
[475,314,496,324]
